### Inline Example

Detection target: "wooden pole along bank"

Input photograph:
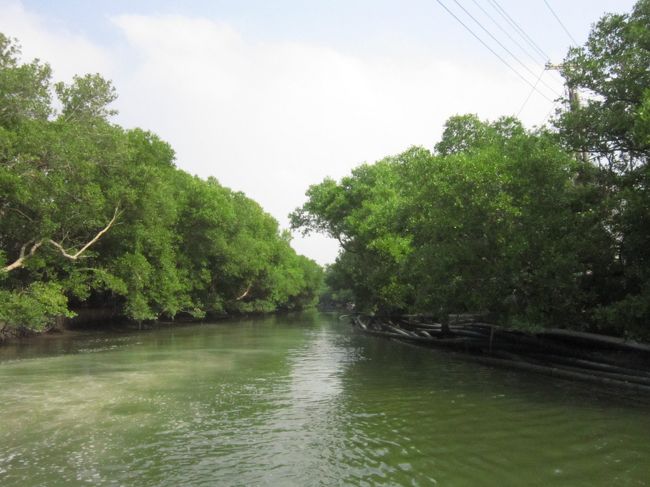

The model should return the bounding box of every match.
[351,315,650,393]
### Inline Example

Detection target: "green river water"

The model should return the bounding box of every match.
[1,311,649,486]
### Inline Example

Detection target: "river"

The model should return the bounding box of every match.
[0,311,648,486]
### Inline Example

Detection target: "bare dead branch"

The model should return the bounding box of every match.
[1,206,35,222]
[1,206,120,272]
[236,283,253,301]
[2,240,43,272]
[47,206,120,261]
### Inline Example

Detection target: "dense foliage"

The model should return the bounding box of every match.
[293,0,650,338]
[555,0,650,337]
[0,34,322,334]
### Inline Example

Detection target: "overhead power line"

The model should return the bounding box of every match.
[434,0,554,102]
[469,0,543,67]
[517,68,547,116]
[486,0,550,62]
[542,0,579,45]
[450,0,562,98]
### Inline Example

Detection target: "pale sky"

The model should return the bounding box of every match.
[0,0,637,264]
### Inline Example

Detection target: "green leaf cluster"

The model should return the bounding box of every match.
[554,0,650,337]
[0,33,322,332]
[293,0,650,339]
[293,117,598,328]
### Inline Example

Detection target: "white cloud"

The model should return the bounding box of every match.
[0,3,561,264]
[0,1,113,79]
[110,14,559,263]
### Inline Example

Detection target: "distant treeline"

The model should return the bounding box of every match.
[0,33,322,334]
[293,0,650,339]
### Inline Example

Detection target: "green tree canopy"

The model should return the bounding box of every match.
[0,34,322,334]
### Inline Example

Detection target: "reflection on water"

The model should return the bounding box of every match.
[0,312,649,486]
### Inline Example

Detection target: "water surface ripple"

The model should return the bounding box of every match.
[0,312,648,486]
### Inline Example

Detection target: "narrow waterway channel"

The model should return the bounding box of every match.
[1,311,648,486]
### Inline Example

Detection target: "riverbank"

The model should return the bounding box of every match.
[6,306,650,395]
[0,307,322,345]
[353,315,650,392]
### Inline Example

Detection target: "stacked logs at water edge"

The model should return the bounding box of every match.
[351,315,650,392]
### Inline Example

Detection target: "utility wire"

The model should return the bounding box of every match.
[482,0,565,90]
[435,0,554,102]
[542,0,579,45]
[451,0,561,98]
[486,0,550,62]
[469,0,565,93]
[517,68,547,116]
[469,0,542,67]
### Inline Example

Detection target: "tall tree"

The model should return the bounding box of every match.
[555,0,650,336]
[0,33,322,335]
